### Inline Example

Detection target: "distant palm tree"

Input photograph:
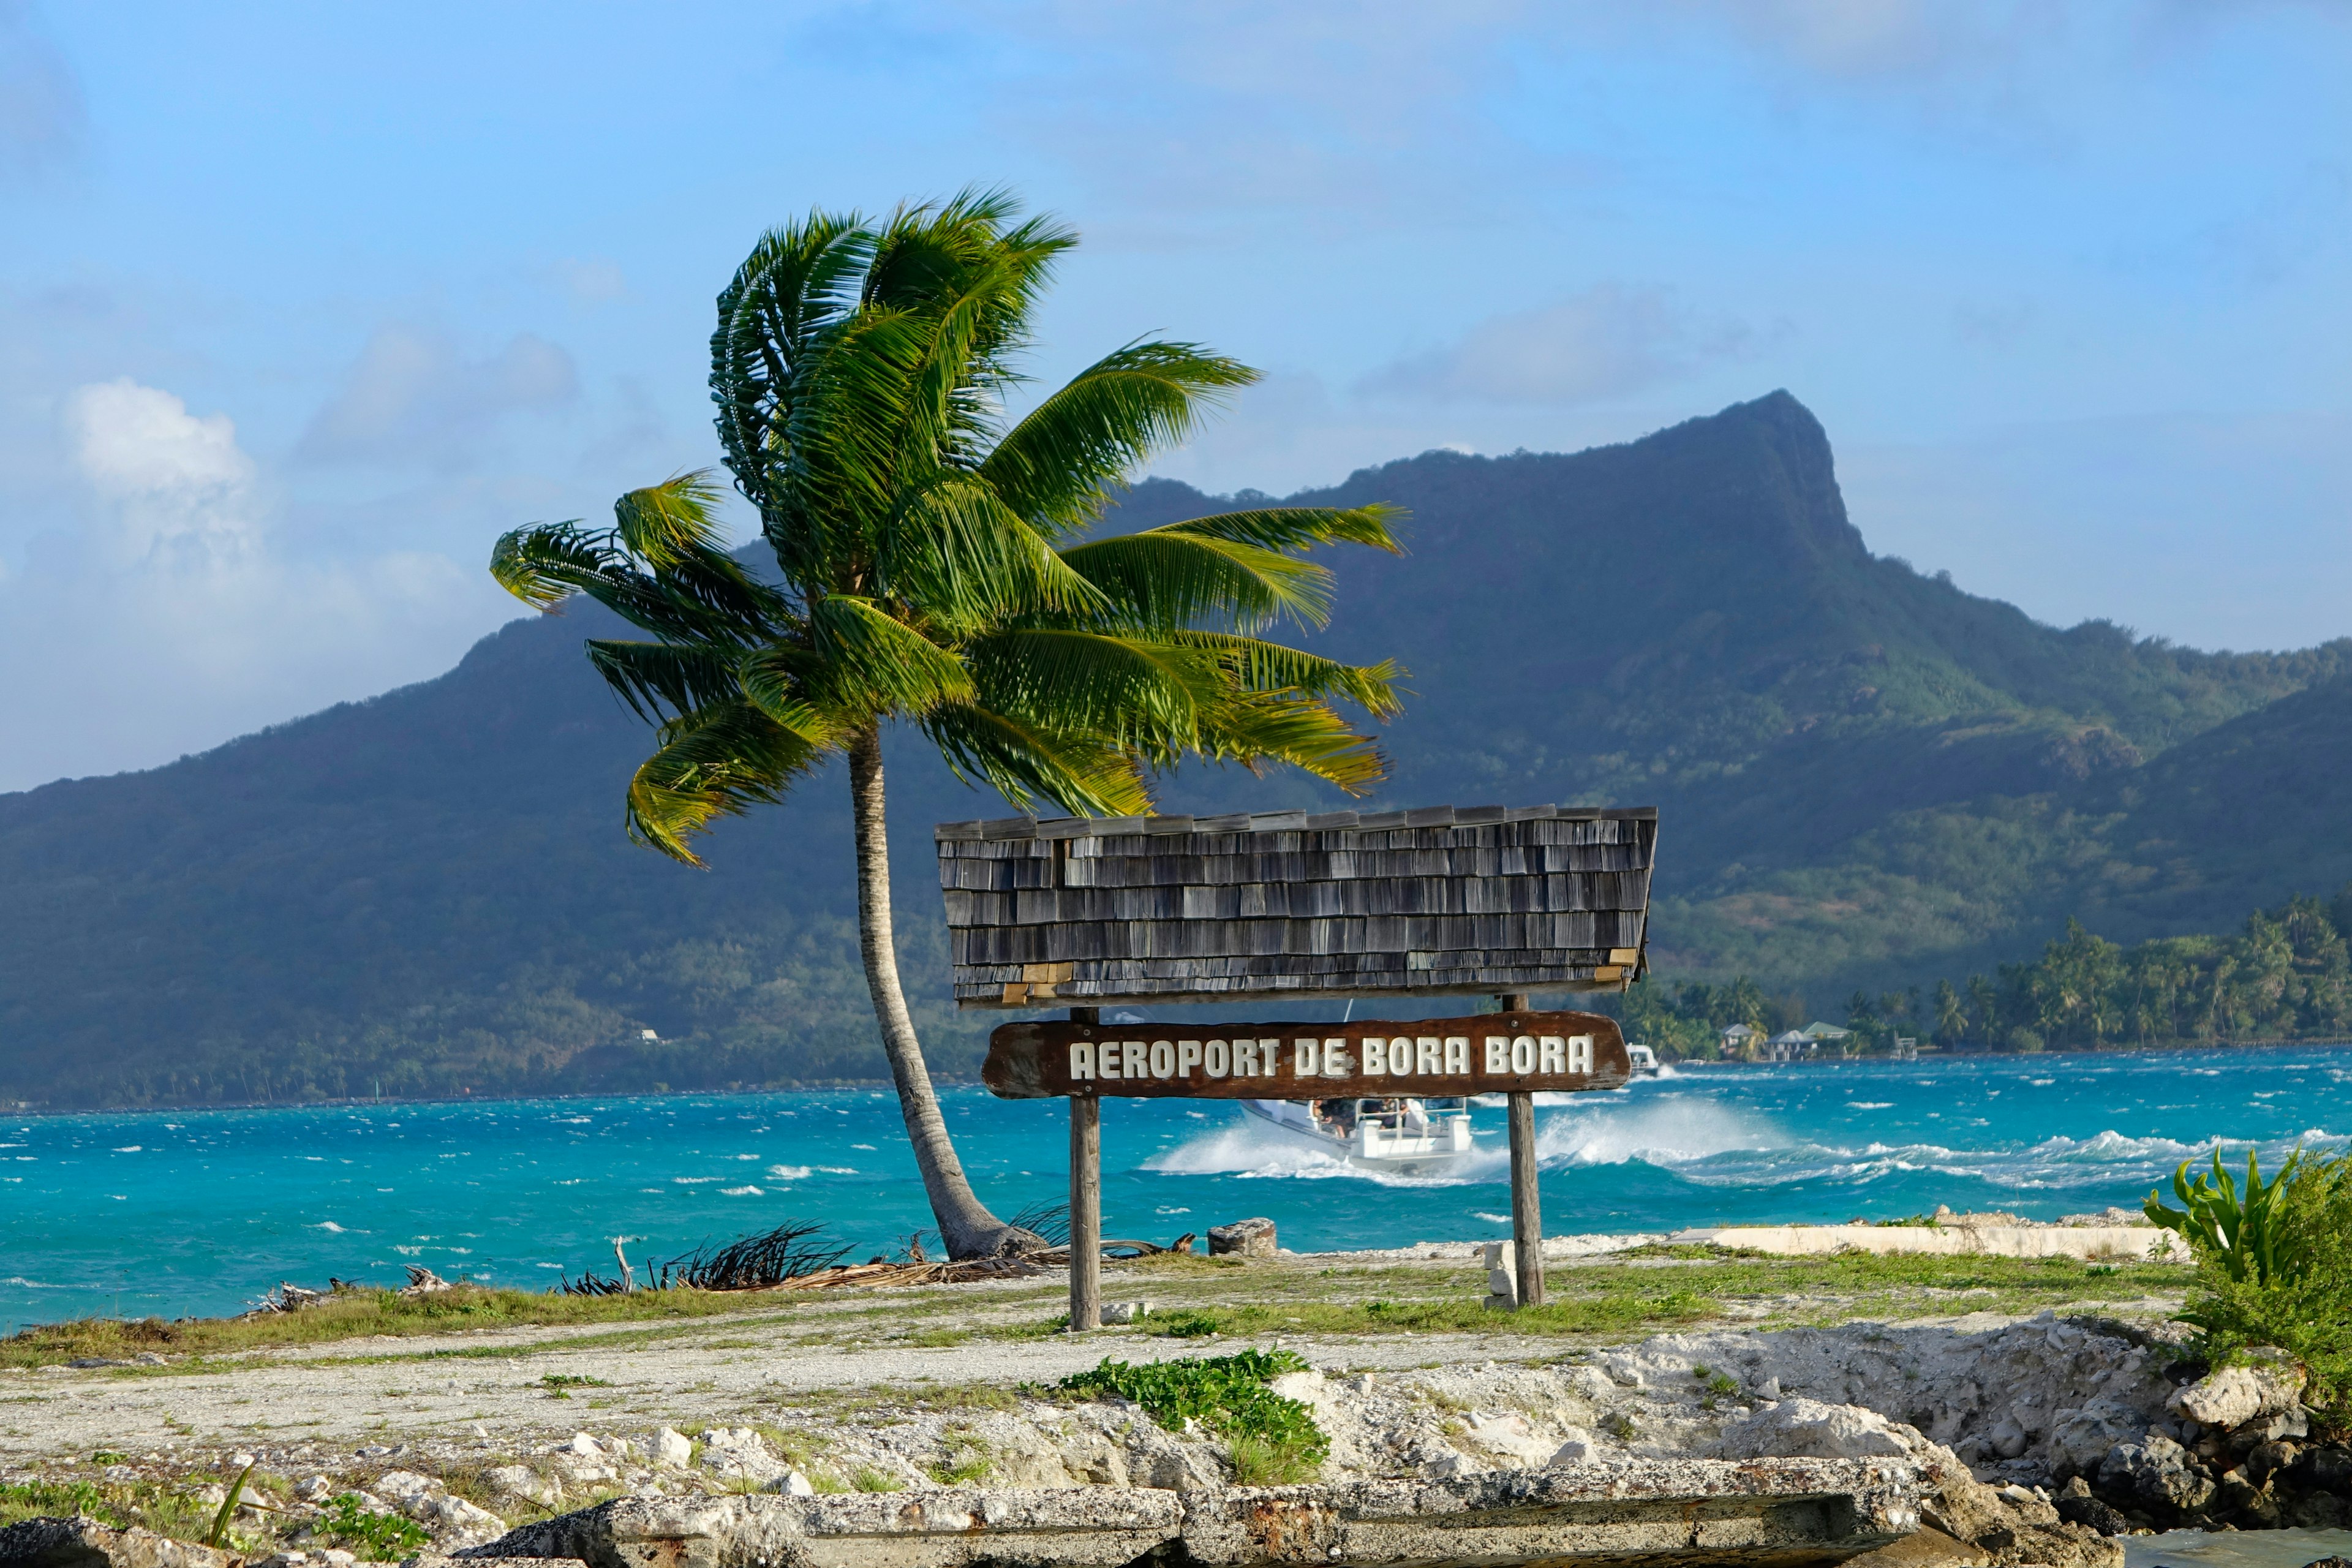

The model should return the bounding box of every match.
[491,192,1405,1257]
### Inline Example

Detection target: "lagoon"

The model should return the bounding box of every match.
[4,1044,2347,1325]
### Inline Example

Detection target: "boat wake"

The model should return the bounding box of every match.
[1143,1125,1498,1187]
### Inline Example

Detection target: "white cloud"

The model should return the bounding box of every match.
[66,379,260,567]
[298,324,579,468]
[0,378,511,790]
[1357,285,1761,407]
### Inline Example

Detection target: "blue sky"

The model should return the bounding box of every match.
[2,1,2348,790]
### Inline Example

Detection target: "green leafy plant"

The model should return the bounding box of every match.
[2146,1147,2307,1284]
[1059,1349,1328,1482]
[851,1468,905,1494]
[317,1493,431,1558]
[206,1463,252,1548]
[2163,1148,2352,1428]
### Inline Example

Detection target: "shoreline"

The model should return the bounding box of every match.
[9,1034,2352,1116]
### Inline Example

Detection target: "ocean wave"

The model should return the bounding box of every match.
[1534,1097,1787,1169]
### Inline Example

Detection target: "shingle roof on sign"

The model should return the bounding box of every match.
[935,803,1657,1009]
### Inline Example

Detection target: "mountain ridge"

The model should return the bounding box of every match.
[4,390,2346,1106]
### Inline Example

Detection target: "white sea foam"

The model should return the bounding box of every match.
[768,1165,813,1180]
[673,1176,722,1184]
[312,1221,345,1232]
[1474,1211,1511,1223]
[721,1185,764,1196]
[1847,1102,1893,1110]
[1144,1124,1485,1187]
[1534,1096,1786,1169]
[113,1145,141,1153]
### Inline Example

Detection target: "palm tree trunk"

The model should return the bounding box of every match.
[846,722,1031,1259]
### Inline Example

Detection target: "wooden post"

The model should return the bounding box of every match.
[1500,992,1545,1308]
[1068,1006,1102,1332]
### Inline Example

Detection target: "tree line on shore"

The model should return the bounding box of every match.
[1623,883,2352,1058]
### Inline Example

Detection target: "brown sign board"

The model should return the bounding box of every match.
[981,1010,1629,1100]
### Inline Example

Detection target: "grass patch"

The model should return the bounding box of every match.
[0,1478,215,1543]
[1041,1251,2185,1344]
[902,1328,972,1348]
[927,1432,993,1486]
[0,1285,807,1370]
[538,1373,611,1398]
[1060,1349,1328,1483]
[851,1467,905,1493]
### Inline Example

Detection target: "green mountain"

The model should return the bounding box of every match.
[4,391,2346,1106]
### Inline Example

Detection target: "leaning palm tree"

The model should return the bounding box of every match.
[491,191,1405,1257]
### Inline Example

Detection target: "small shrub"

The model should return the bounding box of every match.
[1059,1349,1327,1482]
[851,1468,905,1494]
[2162,1148,2352,1428]
[317,1493,432,1558]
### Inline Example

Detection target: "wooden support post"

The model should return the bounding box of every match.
[1500,992,1545,1308]
[1068,1006,1102,1332]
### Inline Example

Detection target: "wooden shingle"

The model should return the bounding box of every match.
[937,802,1657,1008]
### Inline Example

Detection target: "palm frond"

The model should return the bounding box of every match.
[878,473,1105,630]
[1161,631,1406,720]
[1058,529,1336,630]
[1193,691,1390,796]
[982,342,1257,536]
[777,306,935,576]
[966,628,1228,741]
[921,701,1152,818]
[736,644,852,745]
[584,640,743,725]
[625,701,829,864]
[612,471,732,568]
[711,214,876,513]
[490,521,616,611]
[1161,502,1406,556]
[805,595,975,716]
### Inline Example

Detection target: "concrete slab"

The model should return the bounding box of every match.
[1675,1227,2182,1262]
[459,1457,1923,1568]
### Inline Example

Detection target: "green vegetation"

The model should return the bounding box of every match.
[0,1284,805,1369]
[206,1464,253,1548]
[1060,1250,2184,1343]
[2147,1148,2308,1284]
[1060,1349,1327,1484]
[0,1477,214,1539]
[2162,1148,2352,1428]
[926,1433,993,1487]
[316,1493,432,1558]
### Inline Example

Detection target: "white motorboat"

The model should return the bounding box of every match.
[1625,1043,1660,1076]
[1238,1095,1475,1176]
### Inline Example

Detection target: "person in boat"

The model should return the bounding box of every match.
[1316,1098,1359,1136]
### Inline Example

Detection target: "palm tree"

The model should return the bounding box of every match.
[490,192,1405,1258]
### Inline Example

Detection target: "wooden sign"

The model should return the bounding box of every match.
[981,1011,1629,1100]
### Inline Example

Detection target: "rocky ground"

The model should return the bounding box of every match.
[0,1238,2343,1567]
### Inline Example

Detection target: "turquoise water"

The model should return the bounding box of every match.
[4,1045,2348,1326]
